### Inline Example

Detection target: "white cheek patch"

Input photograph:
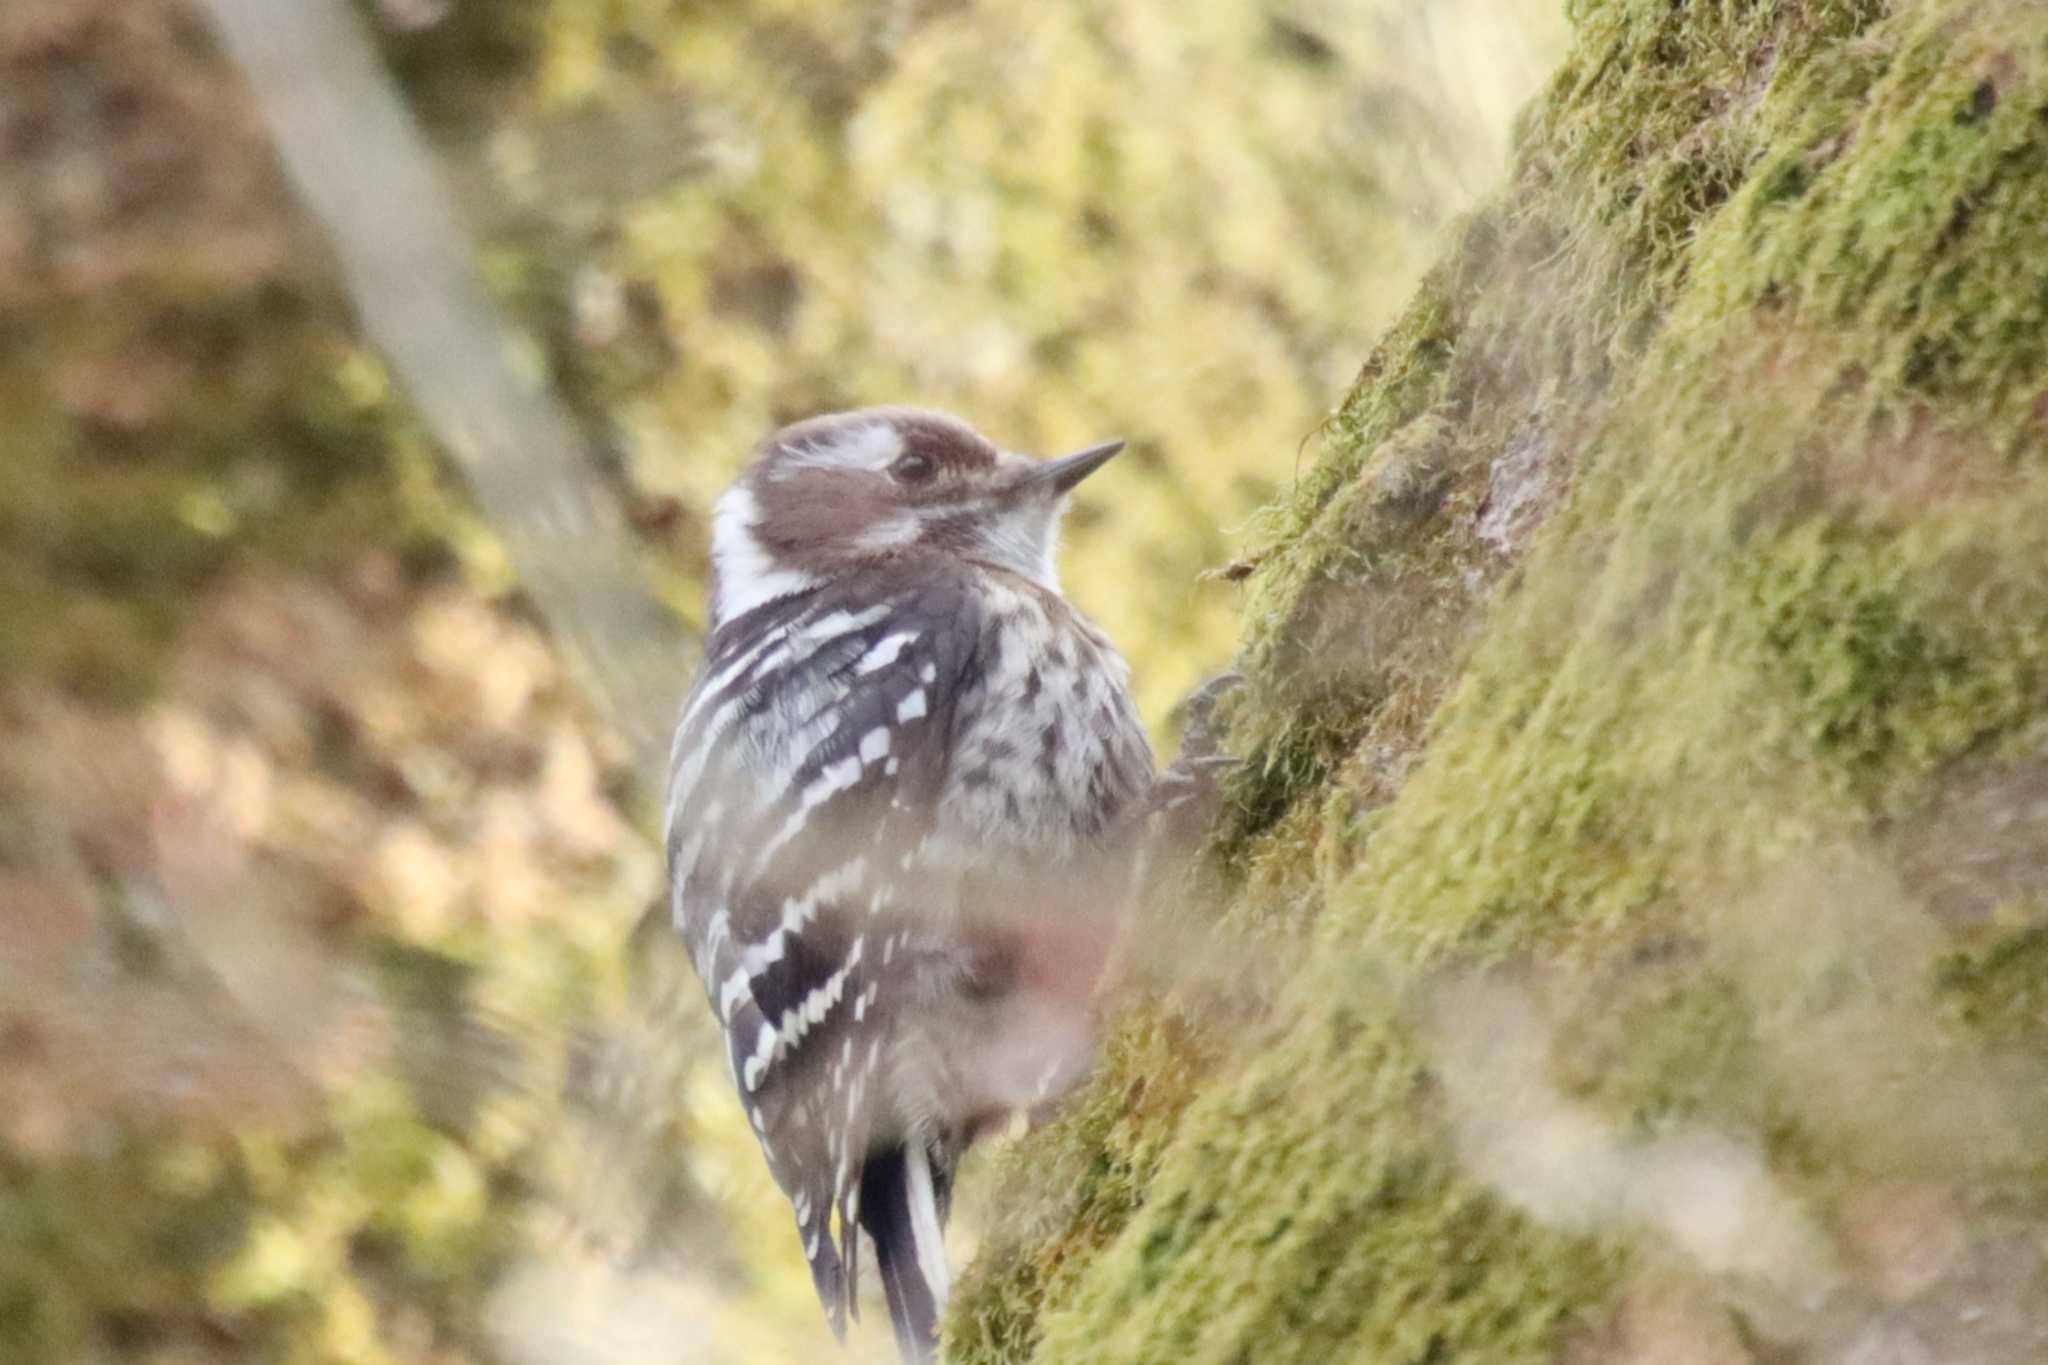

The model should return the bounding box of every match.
[711,484,818,626]
[973,496,1064,591]
[853,513,921,553]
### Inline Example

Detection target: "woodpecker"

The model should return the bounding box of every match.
[665,408,1155,1361]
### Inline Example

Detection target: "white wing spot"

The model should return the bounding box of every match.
[802,755,864,810]
[802,604,891,645]
[740,930,788,975]
[856,632,918,675]
[718,966,752,1021]
[859,727,892,764]
[896,689,928,723]
[803,859,866,908]
[742,1021,777,1091]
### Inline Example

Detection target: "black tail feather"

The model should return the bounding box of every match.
[858,1143,949,1363]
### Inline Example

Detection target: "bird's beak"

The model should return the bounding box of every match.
[1035,439,1126,496]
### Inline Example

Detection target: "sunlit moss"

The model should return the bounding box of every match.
[1936,922,2048,1048]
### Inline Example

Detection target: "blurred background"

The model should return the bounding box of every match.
[0,1,1563,1360]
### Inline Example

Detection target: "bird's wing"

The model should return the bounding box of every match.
[665,569,979,1336]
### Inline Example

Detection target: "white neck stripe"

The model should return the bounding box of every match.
[710,484,818,627]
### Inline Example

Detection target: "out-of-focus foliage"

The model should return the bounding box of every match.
[952,1,2048,1361]
[0,0,1560,1363]
[0,567,659,1363]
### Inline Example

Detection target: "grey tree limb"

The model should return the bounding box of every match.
[199,0,694,791]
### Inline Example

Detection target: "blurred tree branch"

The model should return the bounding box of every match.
[199,0,692,791]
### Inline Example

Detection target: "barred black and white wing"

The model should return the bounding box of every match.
[665,567,980,1344]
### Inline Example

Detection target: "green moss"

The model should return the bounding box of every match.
[1224,702,1359,850]
[1737,527,2045,789]
[1935,924,2048,1047]
[950,1006,1222,1364]
[1924,918,2048,1163]
[1549,972,1771,1137]
[1223,252,1496,848]
[1022,1002,1615,1365]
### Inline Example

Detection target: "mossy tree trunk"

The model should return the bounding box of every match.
[951,3,2048,1361]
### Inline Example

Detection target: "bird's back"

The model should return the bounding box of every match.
[665,554,1150,1352]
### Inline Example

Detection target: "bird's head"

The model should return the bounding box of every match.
[708,407,1123,629]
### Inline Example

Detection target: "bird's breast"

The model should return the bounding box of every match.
[938,578,1152,858]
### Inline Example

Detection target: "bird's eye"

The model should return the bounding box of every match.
[890,452,936,484]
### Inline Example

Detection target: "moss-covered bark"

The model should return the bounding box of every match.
[952,2,2048,1360]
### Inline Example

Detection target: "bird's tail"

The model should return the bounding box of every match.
[857,1139,955,1363]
